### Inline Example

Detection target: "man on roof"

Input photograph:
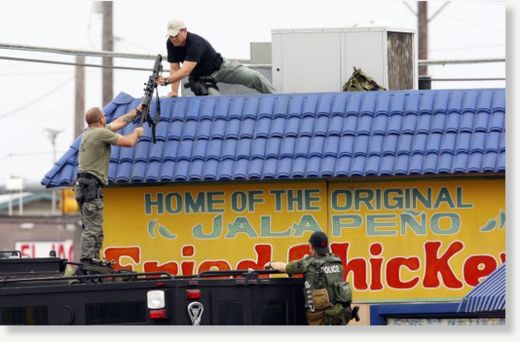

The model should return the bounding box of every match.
[155,18,276,96]
[75,105,144,264]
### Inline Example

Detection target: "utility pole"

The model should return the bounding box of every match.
[101,1,113,105]
[405,1,450,89]
[418,1,428,78]
[74,56,85,138]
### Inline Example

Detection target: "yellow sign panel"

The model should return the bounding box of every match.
[103,178,505,302]
[104,181,328,276]
[328,178,505,301]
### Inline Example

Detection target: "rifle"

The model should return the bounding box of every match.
[139,54,162,143]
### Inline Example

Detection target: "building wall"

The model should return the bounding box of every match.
[100,176,505,304]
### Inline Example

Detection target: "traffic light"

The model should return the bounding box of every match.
[61,188,79,214]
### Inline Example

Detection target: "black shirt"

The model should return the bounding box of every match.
[166,32,223,77]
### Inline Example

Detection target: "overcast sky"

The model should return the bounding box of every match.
[0,0,507,186]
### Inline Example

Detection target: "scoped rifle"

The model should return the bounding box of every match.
[139,54,162,143]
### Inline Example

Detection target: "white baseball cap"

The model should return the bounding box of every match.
[167,18,186,37]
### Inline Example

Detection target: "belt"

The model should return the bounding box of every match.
[77,172,103,185]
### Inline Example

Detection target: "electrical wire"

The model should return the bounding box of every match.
[0,42,156,59]
[0,55,154,71]
[0,150,66,163]
[441,12,504,34]
[0,70,74,77]
[430,44,505,52]
[0,77,74,120]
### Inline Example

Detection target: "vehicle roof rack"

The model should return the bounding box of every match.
[1,271,172,286]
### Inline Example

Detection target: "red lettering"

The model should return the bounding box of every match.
[104,247,140,271]
[386,257,420,289]
[236,244,271,278]
[182,245,194,257]
[369,243,384,290]
[181,244,196,276]
[57,244,67,259]
[288,244,311,261]
[20,244,32,258]
[500,253,506,263]
[68,243,74,261]
[423,241,463,288]
[101,242,505,295]
[143,261,179,276]
[331,242,368,290]
[463,256,497,286]
[181,260,195,276]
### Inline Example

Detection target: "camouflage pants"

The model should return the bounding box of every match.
[75,183,104,260]
[209,58,277,95]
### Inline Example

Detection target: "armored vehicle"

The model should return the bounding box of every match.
[0,251,306,325]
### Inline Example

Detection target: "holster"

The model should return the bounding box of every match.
[75,176,102,207]
[185,76,219,96]
[324,303,346,325]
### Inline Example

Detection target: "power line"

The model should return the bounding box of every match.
[1,53,505,71]
[0,77,74,120]
[2,42,504,67]
[0,70,74,77]
[419,58,505,65]
[0,42,157,60]
[0,55,154,72]
[430,77,505,82]
[430,44,505,52]
[428,2,450,22]
[0,150,67,163]
[116,37,161,55]
[441,12,504,34]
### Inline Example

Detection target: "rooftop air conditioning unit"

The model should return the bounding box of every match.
[271,26,417,93]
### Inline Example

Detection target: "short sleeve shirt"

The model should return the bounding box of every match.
[166,32,221,76]
[286,255,316,276]
[78,127,119,185]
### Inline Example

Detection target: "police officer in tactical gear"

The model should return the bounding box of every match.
[265,231,357,325]
[156,18,276,96]
[75,105,145,264]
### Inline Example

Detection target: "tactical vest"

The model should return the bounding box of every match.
[303,254,352,311]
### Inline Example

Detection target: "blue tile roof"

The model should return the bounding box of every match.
[42,88,505,188]
[458,263,505,313]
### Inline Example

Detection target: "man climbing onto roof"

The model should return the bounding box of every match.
[155,18,276,96]
[75,105,144,264]
[265,231,358,325]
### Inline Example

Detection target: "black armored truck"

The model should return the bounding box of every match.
[0,251,309,325]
